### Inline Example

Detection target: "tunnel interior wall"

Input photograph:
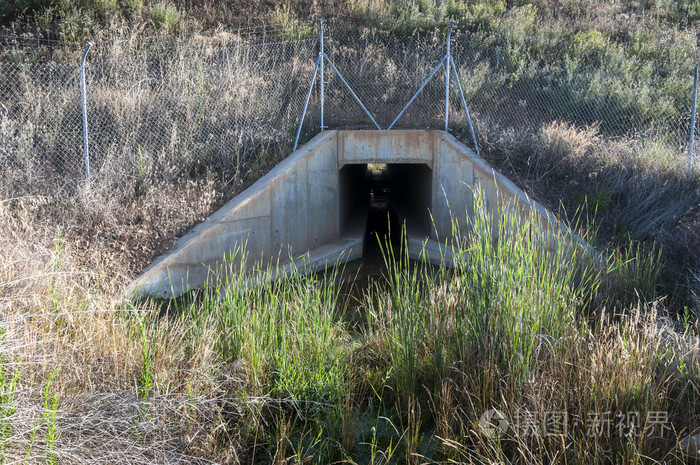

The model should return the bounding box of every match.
[386,164,432,236]
[339,164,369,236]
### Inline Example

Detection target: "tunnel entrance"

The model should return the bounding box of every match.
[339,162,433,269]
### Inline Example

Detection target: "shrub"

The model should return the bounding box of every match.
[121,0,143,17]
[85,0,118,19]
[59,7,95,43]
[267,3,313,40]
[149,1,180,32]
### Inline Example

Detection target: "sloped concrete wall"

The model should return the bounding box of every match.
[129,131,344,299]
[433,132,575,252]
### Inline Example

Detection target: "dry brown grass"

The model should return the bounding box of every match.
[0,180,258,463]
[2,160,699,463]
[0,11,698,462]
[428,304,700,464]
[467,116,700,308]
[0,31,324,462]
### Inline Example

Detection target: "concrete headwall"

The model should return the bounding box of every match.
[129,129,586,299]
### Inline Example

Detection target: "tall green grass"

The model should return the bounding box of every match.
[367,188,605,403]
[162,253,352,461]
[453,190,601,379]
[141,188,678,462]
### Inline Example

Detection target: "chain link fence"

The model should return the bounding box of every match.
[1,32,319,192]
[314,25,698,164]
[1,23,698,195]
[452,28,696,152]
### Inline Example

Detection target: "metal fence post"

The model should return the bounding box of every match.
[79,42,93,183]
[445,21,454,131]
[689,65,698,178]
[319,19,326,131]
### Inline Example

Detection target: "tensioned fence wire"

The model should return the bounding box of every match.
[0,60,82,179]
[311,26,695,162]
[84,37,318,183]
[322,32,448,130]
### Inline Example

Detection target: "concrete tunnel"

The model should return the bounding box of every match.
[339,163,433,251]
[128,130,578,299]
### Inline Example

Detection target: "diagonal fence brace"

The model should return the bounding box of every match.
[387,26,480,157]
[323,55,381,130]
[388,55,448,130]
[450,56,480,157]
[294,25,383,152]
[293,54,321,152]
[296,19,479,155]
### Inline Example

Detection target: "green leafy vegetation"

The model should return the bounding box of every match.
[2,0,699,72]
[149,1,180,32]
[267,3,314,41]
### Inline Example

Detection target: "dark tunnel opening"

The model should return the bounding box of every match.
[339,163,433,267]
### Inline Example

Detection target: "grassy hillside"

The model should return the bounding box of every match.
[1,0,699,464]
[2,0,700,67]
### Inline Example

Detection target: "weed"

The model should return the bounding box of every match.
[133,309,153,400]
[267,3,313,40]
[85,0,119,20]
[608,242,662,304]
[375,226,428,398]
[150,1,181,32]
[122,0,143,17]
[0,172,693,463]
[44,369,59,465]
[59,7,94,44]
[0,329,20,452]
[25,368,60,462]
[33,6,55,30]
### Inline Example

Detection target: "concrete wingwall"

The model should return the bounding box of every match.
[432,130,562,238]
[129,131,343,299]
[129,129,587,299]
